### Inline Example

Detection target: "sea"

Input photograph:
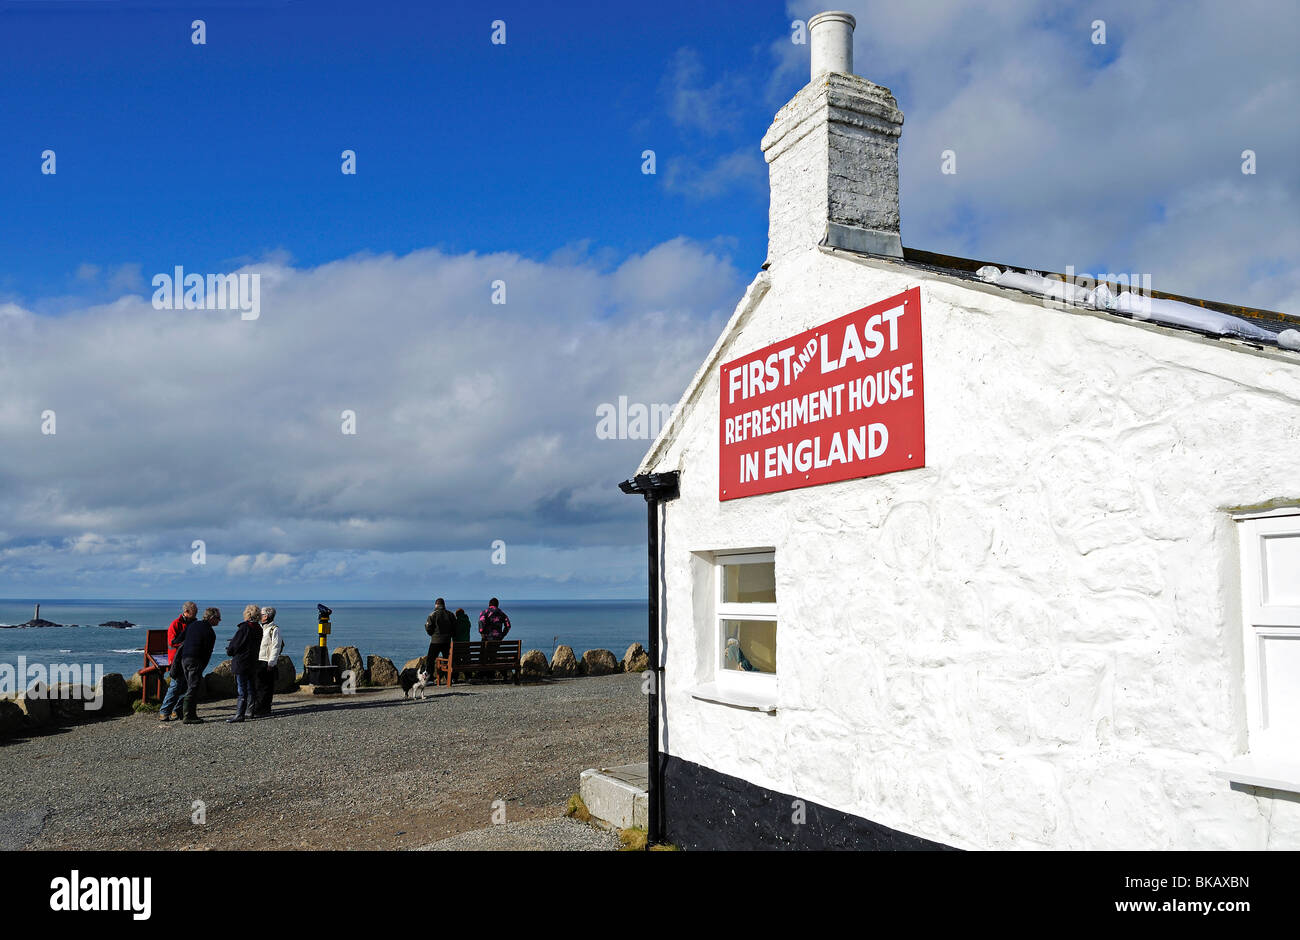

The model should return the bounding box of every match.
[0,598,647,681]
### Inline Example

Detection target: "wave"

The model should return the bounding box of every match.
[111,648,145,654]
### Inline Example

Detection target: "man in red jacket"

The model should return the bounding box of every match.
[158,601,197,722]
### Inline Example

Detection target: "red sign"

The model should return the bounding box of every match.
[718,286,925,500]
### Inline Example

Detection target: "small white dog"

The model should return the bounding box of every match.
[407,669,431,699]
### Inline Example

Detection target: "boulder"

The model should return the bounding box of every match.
[367,655,400,687]
[0,701,24,738]
[303,645,330,669]
[11,689,51,726]
[622,642,650,674]
[550,645,578,678]
[95,673,130,713]
[204,660,237,700]
[331,646,367,685]
[402,656,427,673]
[49,683,95,720]
[125,672,144,698]
[580,648,619,677]
[274,655,297,693]
[520,649,550,679]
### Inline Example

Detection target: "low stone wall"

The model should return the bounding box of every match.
[0,641,651,738]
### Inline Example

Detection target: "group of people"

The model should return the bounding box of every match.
[423,597,511,671]
[158,601,284,724]
[153,597,508,719]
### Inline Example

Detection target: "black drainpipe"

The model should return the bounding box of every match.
[619,471,679,845]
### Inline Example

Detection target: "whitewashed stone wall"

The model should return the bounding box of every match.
[644,246,1300,849]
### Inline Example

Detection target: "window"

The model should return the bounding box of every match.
[1220,512,1300,792]
[715,551,776,690]
[1237,515,1300,755]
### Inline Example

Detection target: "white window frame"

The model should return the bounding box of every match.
[1218,511,1300,793]
[714,551,777,697]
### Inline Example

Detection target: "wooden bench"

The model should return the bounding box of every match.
[434,640,521,687]
[139,629,171,703]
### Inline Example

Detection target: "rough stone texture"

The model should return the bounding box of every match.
[0,701,24,738]
[637,245,1300,850]
[580,649,619,677]
[205,661,237,700]
[520,649,550,678]
[402,657,427,673]
[10,693,51,726]
[303,646,329,669]
[49,685,94,720]
[367,656,400,687]
[274,655,297,693]
[550,645,578,679]
[762,72,903,266]
[125,673,144,699]
[96,674,130,714]
[622,643,650,674]
[331,646,367,685]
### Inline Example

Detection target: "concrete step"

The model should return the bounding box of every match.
[580,762,648,830]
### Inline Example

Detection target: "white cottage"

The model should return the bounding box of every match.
[620,12,1300,850]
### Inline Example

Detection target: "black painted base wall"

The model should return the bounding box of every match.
[661,754,957,851]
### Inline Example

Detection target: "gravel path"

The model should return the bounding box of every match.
[0,674,643,851]
[418,816,621,851]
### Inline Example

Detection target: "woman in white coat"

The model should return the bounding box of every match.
[253,606,284,718]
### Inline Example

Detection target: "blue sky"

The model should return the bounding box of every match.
[0,0,1295,600]
[0,0,782,305]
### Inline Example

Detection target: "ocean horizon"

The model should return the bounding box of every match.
[0,598,648,681]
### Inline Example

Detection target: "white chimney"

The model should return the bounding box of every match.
[763,11,904,265]
[809,10,855,77]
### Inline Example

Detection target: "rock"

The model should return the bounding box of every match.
[520,649,550,678]
[580,649,619,677]
[622,642,650,674]
[126,673,144,697]
[10,689,51,726]
[204,660,237,700]
[304,646,330,669]
[99,620,135,629]
[49,684,95,720]
[274,655,297,693]
[2,618,64,629]
[550,645,578,678]
[402,656,427,673]
[0,701,24,738]
[331,646,367,684]
[95,673,130,713]
[367,655,400,687]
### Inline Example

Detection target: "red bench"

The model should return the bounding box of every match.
[139,629,170,703]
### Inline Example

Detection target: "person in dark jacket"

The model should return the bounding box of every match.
[180,607,220,724]
[159,601,197,722]
[453,608,472,644]
[225,604,263,723]
[477,598,511,640]
[424,598,457,682]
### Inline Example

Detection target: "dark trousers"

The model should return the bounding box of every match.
[233,672,253,718]
[253,663,276,716]
[427,637,452,680]
[180,659,204,718]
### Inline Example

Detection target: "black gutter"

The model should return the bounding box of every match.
[618,471,679,845]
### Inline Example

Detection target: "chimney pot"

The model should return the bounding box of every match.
[808,11,856,78]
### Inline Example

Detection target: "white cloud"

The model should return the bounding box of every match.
[0,240,744,596]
